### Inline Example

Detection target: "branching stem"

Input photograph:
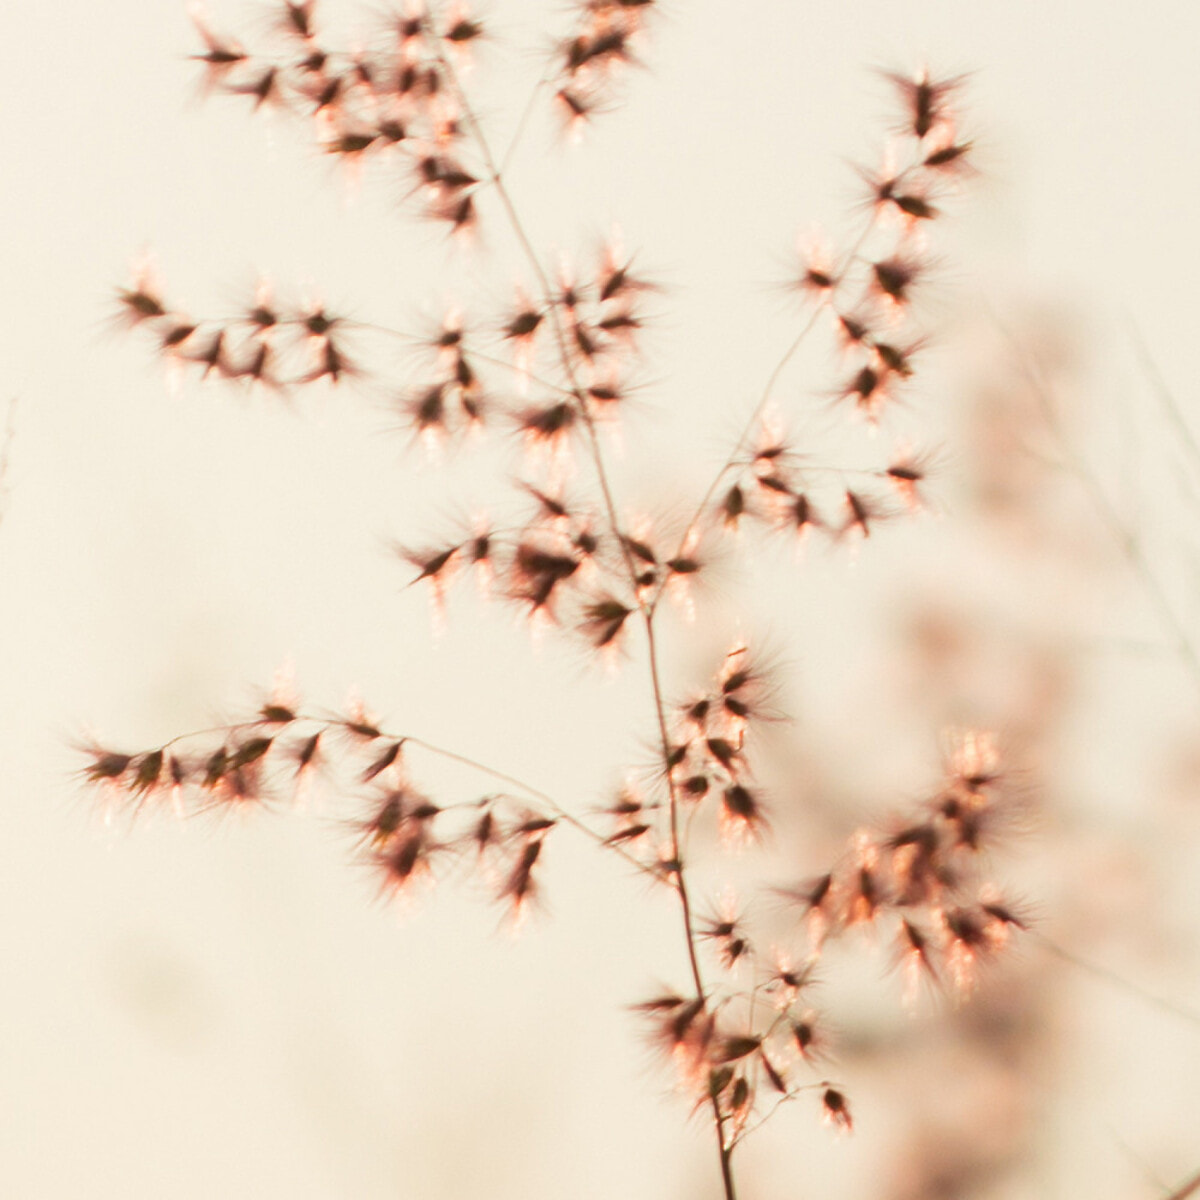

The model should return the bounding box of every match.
[435,43,736,1199]
[146,714,657,878]
[999,318,1200,700]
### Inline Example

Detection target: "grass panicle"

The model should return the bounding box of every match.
[91,6,1013,1197]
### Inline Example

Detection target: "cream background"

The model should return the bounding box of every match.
[2,1,1199,1197]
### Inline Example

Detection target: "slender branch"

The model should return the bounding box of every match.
[642,618,706,991]
[400,732,634,863]
[642,608,734,1185]
[651,211,880,615]
[1033,932,1200,1031]
[434,42,737,1198]
[433,44,643,593]
[1126,321,1200,481]
[498,69,554,177]
[652,140,947,599]
[732,1088,805,1148]
[346,319,577,397]
[139,714,659,880]
[997,317,1200,699]
[1164,1170,1200,1200]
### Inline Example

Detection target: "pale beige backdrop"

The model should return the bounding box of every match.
[2,1,1199,1197]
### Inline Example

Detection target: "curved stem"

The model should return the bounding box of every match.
[651,212,880,616]
[143,714,658,879]
[498,69,554,177]
[1033,932,1200,1031]
[1164,1170,1200,1200]
[346,319,577,398]
[435,44,736,1199]
[997,316,1200,700]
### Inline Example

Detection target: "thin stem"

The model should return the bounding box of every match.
[1164,1170,1200,1200]
[717,1135,738,1200]
[645,594,734,1197]
[1033,932,1200,1032]
[498,69,554,177]
[141,714,658,880]
[732,1087,807,1147]
[190,313,578,399]
[651,212,880,615]
[1127,321,1200,480]
[400,733,617,853]
[346,319,577,398]
[651,143,942,608]
[435,46,642,595]
[997,317,1200,699]
[435,44,736,1199]
[643,615,706,994]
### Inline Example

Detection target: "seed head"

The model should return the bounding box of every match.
[186,329,229,379]
[517,400,577,448]
[721,783,766,842]
[840,489,888,539]
[923,133,974,174]
[498,835,545,917]
[327,129,377,157]
[883,67,965,140]
[277,1,316,39]
[84,748,133,784]
[885,446,938,509]
[504,304,544,343]
[841,362,891,422]
[581,596,633,649]
[870,255,921,307]
[188,4,247,87]
[791,1016,820,1059]
[834,311,873,351]
[228,65,282,110]
[443,15,483,44]
[821,1087,852,1132]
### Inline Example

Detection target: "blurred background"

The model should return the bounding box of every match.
[2,1,1199,1196]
